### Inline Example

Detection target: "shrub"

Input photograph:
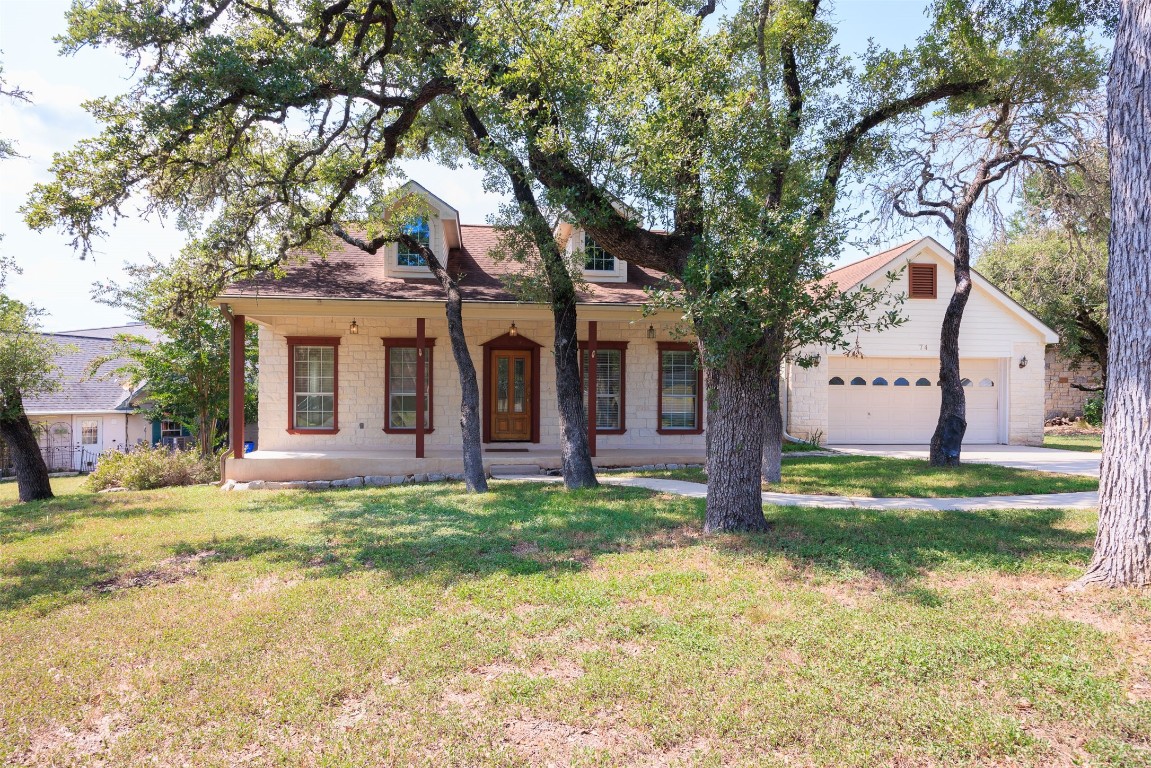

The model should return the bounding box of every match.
[1083,392,1105,426]
[87,444,218,491]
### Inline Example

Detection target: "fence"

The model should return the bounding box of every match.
[0,443,109,477]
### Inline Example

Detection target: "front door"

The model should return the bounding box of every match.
[491,349,532,440]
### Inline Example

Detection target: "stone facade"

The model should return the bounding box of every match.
[785,347,829,444]
[1007,341,1046,445]
[1044,347,1102,419]
[256,311,706,454]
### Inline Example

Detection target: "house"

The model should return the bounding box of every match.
[212,184,1056,483]
[19,324,160,472]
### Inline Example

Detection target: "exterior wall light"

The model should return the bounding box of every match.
[647,324,656,339]
[509,322,519,337]
[348,319,359,335]
[1018,355,1028,368]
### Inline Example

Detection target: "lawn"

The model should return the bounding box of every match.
[1044,433,1103,453]
[618,455,1099,497]
[2,478,1147,767]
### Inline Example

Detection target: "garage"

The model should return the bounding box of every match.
[827,357,1002,444]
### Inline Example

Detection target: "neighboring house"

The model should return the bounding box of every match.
[211,183,1056,483]
[21,324,158,471]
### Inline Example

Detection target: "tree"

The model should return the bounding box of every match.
[0,296,62,502]
[878,41,1102,466]
[22,2,490,493]
[978,152,1108,386]
[1075,0,1151,588]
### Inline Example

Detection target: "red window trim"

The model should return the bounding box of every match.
[656,341,704,435]
[577,340,628,434]
[908,262,938,299]
[286,336,341,435]
[381,337,437,434]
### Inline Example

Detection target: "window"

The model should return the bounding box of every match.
[584,236,615,271]
[580,342,627,432]
[908,263,937,298]
[160,420,185,438]
[915,377,932,386]
[397,217,431,267]
[287,337,340,433]
[960,378,973,387]
[872,377,888,386]
[850,376,867,385]
[894,377,910,386]
[382,338,435,432]
[658,344,702,433]
[828,376,845,385]
[979,378,995,387]
[80,420,99,445]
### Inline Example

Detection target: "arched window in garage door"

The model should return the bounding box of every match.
[872,377,888,385]
[915,378,931,386]
[961,378,973,387]
[829,377,844,385]
[850,377,867,385]
[979,378,995,387]
[894,377,910,386]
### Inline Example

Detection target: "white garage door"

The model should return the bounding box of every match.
[827,357,1001,444]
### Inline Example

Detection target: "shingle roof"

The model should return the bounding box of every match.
[821,240,921,290]
[23,334,139,415]
[221,224,673,304]
[56,322,164,343]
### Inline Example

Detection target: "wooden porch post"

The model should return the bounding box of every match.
[230,313,245,460]
[587,320,597,457]
[416,317,426,459]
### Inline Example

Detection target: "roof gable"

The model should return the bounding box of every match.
[828,236,1058,344]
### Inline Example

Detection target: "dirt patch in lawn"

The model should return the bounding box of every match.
[92,550,218,592]
[18,711,127,765]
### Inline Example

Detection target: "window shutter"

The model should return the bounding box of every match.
[908,263,937,298]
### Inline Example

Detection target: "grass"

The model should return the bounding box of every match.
[618,455,1099,498]
[2,477,1147,767]
[1045,433,1103,453]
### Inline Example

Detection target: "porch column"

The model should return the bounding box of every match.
[230,313,245,460]
[416,317,426,459]
[587,320,597,457]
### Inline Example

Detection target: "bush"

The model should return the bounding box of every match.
[1083,392,1105,426]
[87,444,218,491]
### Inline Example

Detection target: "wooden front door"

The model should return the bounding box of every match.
[490,349,533,441]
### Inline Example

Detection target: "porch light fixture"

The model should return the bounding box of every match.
[509,322,519,337]
[647,324,656,339]
[1018,355,1028,368]
[348,319,360,335]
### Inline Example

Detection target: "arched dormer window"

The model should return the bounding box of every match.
[398,217,431,267]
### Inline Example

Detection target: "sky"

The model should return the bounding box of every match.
[0,0,946,331]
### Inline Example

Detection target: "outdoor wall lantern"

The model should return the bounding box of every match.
[647,324,656,339]
[348,319,360,335]
[509,322,519,337]
[1018,355,1028,368]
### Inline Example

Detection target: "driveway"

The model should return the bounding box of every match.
[831,444,1101,478]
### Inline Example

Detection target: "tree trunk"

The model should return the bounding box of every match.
[761,361,784,485]
[0,392,53,502]
[443,285,489,493]
[198,409,212,457]
[698,330,770,533]
[931,218,974,467]
[552,294,599,489]
[1074,0,1151,588]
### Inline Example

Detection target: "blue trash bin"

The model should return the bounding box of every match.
[243,441,255,454]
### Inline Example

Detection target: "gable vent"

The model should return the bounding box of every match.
[908,263,937,299]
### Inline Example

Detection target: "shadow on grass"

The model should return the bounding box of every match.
[0,481,1095,613]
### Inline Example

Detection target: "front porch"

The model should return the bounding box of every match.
[224,446,706,483]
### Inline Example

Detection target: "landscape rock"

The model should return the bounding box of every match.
[247,480,266,490]
[220,480,236,492]
[307,480,331,490]
[410,473,428,484]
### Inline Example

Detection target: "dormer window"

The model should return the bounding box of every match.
[398,217,430,267]
[584,237,615,272]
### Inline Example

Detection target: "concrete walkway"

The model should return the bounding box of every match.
[833,444,1101,478]
[499,474,1099,511]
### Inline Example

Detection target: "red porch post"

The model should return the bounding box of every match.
[587,320,597,457]
[416,317,426,459]
[230,313,245,460]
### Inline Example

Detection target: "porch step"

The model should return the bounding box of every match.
[489,464,541,477]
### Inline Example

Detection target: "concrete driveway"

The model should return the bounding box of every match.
[832,444,1101,478]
